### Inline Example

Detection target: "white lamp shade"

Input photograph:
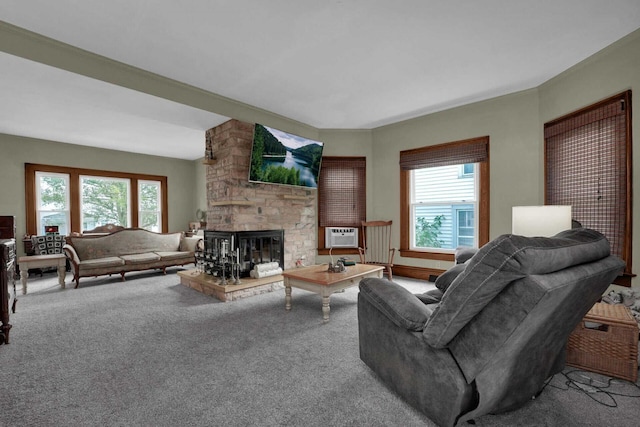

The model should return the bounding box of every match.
[512,206,572,237]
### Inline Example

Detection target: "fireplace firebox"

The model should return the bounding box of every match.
[199,230,284,281]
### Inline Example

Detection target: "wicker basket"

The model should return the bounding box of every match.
[566,303,639,382]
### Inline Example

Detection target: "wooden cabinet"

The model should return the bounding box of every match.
[1,238,15,345]
[0,216,16,239]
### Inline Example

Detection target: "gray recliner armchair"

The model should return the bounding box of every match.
[358,228,624,426]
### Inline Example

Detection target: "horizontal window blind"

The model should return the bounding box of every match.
[400,136,488,170]
[318,157,366,227]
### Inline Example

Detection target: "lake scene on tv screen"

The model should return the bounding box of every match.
[249,124,323,188]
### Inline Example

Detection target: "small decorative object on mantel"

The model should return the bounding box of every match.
[203,133,216,164]
[196,209,206,227]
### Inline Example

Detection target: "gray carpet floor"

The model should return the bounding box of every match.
[1,268,639,426]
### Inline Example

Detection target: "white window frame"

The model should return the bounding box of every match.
[138,180,162,232]
[35,171,71,236]
[409,163,479,252]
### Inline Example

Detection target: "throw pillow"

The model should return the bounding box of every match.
[32,234,65,255]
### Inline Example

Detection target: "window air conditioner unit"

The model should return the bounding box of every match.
[325,227,358,248]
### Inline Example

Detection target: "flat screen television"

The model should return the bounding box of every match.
[249,124,324,189]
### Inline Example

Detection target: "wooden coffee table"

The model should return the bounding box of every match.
[282,263,384,321]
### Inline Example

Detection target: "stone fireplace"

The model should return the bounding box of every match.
[202,229,284,278]
[203,119,317,269]
[178,119,317,301]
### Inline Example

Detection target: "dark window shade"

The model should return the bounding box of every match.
[545,91,632,276]
[400,136,488,170]
[318,157,366,227]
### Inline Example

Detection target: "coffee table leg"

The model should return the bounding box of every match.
[285,284,292,311]
[322,295,331,322]
[58,264,66,289]
[20,268,28,295]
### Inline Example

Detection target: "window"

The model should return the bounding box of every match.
[400,136,489,261]
[139,180,162,232]
[544,90,632,285]
[317,156,366,252]
[25,164,168,235]
[35,172,70,235]
[456,208,475,247]
[460,163,474,177]
[410,164,478,250]
[81,176,131,230]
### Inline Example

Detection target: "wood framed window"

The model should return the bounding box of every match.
[400,137,490,261]
[25,163,168,235]
[544,90,633,285]
[317,156,366,254]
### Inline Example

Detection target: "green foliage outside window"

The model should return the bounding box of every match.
[82,178,129,228]
[139,182,160,230]
[415,215,445,248]
[40,176,66,210]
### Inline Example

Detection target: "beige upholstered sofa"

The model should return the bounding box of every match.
[63,228,202,287]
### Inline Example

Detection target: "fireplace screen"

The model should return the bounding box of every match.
[199,230,284,281]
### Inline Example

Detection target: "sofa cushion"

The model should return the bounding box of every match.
[423,228,611,348]
[435,263,466,292]
[155,251,193,261]
[79,257,125,269]
[120,253,161,265]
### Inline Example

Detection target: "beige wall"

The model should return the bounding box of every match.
[0,133,197,254]
[366,28,640,284]
[371,90,541,271]
[539,29,640,288]
[194,157,208,221]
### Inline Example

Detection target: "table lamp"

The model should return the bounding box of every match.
[512,205,572,237]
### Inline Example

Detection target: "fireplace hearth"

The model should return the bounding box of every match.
[197,229,284,280]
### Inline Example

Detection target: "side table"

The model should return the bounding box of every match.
[17,254,67,294]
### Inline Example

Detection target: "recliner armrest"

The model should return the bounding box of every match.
[359,278,433,332]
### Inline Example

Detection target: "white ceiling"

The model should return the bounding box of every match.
[1,0,640,160]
